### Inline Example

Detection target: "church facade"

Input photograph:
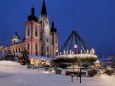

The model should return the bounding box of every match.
[6,0,58,58]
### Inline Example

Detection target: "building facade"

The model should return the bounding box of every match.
[1,0,58,58]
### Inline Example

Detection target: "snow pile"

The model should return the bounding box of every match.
[0,61,20,66]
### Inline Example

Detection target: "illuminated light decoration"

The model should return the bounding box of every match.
[74,45,78,48]
[59,52,62,55]
[70,50,72,54]
[56,54,97,59]
[64,50,66,54]
[30,59,34,65]
[72,52,74,54]
[94,60,100,68]
[56,31,98,60]
[92,48,95,55]
[81,50,82,54]
[55,49,58,56]
[87,50,89,54]
[56,49,58,53]
[74,44,78,54]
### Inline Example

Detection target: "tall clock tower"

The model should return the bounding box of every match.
[39,0,52,57]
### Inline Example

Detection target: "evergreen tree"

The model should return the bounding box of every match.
[21,49,30,65]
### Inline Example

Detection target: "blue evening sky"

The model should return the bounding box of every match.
[0,0,115,58]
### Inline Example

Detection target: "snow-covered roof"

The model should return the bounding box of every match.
[100,56,115,62]
[56,54,98,58]
[29,55,52,61]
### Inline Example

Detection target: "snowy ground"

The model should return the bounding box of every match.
[0,61,115,86]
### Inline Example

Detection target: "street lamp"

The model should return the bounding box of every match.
[0,47,2,58]
[77,60,82,83]
[48,55,51,76]
[79,62,82,83]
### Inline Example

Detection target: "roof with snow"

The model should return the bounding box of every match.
[100,56,115,62]
[29,55,52,61]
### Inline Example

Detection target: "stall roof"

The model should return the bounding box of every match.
[29,55,52,61]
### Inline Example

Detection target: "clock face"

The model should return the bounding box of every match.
[44,20,49,30]
[45,26,49,31]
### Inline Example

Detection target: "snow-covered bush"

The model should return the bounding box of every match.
[87,69,97,77]
[65,71,78,76]
[55,68,63,74]
[105,69,114,76]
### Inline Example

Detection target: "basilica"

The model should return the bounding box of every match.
[1,0,58,58]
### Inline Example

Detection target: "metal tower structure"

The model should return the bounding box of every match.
[59,30,92,54]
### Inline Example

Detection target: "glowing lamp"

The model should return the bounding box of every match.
[74,45,78,48]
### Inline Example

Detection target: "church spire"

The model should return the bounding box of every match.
[41,0,47,16]
[31,5,35,15]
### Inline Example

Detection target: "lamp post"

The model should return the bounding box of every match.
[48,56,51,76]
[79,62,81,83]
[0,47,2,59]
[77,59,82,83]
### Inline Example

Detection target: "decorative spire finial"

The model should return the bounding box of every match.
[41,0,47,16]
[31,5,35,15]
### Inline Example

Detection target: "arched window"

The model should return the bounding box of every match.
[35,26,38,37]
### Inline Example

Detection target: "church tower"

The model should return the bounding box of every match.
[39,0,52,57]
[25,6,44,55]
[51,21,58,57]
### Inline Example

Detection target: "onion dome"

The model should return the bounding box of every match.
[28,6,38,22]
[51,21,57,33]
[11,32,21,44]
